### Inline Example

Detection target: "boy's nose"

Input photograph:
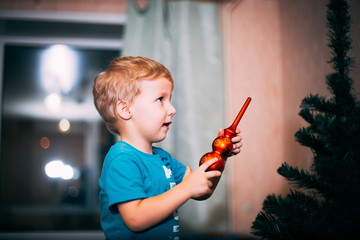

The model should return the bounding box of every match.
[168,103,176,116]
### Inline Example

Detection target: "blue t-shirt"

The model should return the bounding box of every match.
[99,141,186,240]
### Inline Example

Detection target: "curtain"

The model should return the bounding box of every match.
[122,0,227,234]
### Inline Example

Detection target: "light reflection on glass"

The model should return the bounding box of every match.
[39,44,79,95]
[58,118,71,133]
[40,136,50,149]
[44,93,62,113]
[44,160,79,180]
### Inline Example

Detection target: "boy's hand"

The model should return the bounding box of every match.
[182,158,221,199]
[218,128,243,157]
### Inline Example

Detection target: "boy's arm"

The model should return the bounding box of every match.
[117,158,221,232]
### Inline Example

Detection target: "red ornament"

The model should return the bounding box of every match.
[199,97,251,172]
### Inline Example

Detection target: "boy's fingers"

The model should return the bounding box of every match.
[199,158,218,171]
[234,141,243,148]
[232,136,242,142]
[206,170,222,178]
[217,128,224,137]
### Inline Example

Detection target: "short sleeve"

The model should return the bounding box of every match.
[104,154,147,212]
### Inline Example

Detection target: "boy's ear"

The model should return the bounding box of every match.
[115,101,132,120]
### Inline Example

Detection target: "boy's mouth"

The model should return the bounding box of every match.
[162,122,172,127]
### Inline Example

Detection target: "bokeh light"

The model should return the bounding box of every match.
[45,160,78,180]
[40,137,50,149]
[40,44,79,94]
[44,93,62,113]
[58,118,71,133]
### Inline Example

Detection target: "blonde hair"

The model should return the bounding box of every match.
[93,56,174,134]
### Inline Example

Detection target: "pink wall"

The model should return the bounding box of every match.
[222,0,360,235]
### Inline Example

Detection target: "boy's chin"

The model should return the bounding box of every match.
[152,135,167,143]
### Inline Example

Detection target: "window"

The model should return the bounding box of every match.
[0,10,124,233]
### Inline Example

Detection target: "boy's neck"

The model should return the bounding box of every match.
[117,123,154,154]
[122,138,153,155]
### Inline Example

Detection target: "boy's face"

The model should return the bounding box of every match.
[128,77,176,144]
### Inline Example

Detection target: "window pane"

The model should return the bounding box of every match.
[0,45,118,231]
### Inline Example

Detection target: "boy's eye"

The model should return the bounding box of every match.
[157,97,163,102]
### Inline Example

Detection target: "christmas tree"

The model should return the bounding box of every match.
[251,0,360,239]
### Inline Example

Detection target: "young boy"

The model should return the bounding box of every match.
[93,56,242,239]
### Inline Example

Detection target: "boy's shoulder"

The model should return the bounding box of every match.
[105,141,177,166]
[104,141,140,165]
[107,141,134,155]
[106,142,170,160]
